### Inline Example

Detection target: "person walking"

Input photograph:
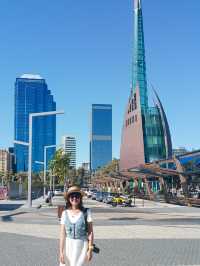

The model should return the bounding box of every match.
[59,186,94,266]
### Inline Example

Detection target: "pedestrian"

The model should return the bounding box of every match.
[59,186,94,266]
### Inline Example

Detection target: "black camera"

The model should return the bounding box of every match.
[93,244,100,254]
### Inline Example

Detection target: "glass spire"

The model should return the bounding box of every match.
[132,0,148,110]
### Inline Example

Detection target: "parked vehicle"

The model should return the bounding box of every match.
[54,189,63,196]
[112,194,124,204]
[96,192,108,202]
[103,193,117,204]
[87,189,97,198]
[103,195,113,204]
[91,191,98,200]
[121,196,133,207]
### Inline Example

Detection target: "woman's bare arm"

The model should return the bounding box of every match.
[88,222,94,246]
[59,224,66,263]
[87,222,94,261]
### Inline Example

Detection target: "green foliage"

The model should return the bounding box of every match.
[48,148,71,184]
[0,171,13,185]
[95,159,119,178]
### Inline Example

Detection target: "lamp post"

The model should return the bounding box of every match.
[36,145,58,198]
[44,145,56,197]
[35,160,45,198]
[15,110,64,208]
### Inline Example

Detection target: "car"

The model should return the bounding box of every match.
[103,193,117,204]
[96,192,107,202]
[54,189,63,196]
[99,192,109,202]
[111,194,126,205]
[87,189,97,198]
[91,191,98,200]
[103,195,113,204]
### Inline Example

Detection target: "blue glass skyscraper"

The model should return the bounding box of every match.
[14,74,56,173]
[90,104,112,171]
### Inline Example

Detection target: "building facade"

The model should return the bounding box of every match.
[90,104,112,171]
[173,147,188,157]
[120,0,172,170]
[81,162,90,172]
[14,74,56,173]
[62,136,76,169]
[0,149,13,174]
[8,147,15,173]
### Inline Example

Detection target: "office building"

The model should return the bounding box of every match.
[14,74,56,172]
[120,0,172,170]
[81,162,90,172]
[8,147,15,173]
[0,149,13,174]
[62,136,76,169]
[173,147,188,157]
[90,104,112,171]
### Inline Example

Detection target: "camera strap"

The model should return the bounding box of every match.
[83,207,88,232]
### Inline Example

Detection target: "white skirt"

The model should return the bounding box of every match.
[65,238,88,266]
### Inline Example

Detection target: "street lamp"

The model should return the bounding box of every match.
[36,145,56,198]
[35,160,45,198]
[44,145,56,197]
[36,144,63,198]
[15,110,64,208]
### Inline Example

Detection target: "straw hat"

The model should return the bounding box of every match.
[64,186,84,200]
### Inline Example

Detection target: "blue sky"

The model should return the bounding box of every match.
[0,0,200,166]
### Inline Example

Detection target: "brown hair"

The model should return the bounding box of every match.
[64,192,84,210]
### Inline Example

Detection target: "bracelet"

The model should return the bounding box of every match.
[88,245,94,251]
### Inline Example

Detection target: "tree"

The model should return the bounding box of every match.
[68,168,77,186]
[95,159,119,178]
[77,167,86,187]
[48,148,71,184]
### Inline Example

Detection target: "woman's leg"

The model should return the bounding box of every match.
[76,241,88,266]
[65,238,73,266]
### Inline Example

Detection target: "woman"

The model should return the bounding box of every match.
[59,186,94,266]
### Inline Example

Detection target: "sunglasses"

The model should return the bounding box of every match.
[69,192,81,199]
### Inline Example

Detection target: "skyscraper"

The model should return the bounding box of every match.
[120,0,172,170]
[0,149,13,174]
[90,104,112,171]
[14,74,56,173]
[62,136,76,169]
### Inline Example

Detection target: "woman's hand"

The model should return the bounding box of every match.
[87,249,93,261]
[60,251,65,264]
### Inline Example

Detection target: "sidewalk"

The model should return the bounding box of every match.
[133,198,184,208]
[0,196,47,216]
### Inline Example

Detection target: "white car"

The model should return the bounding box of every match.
[54,189,63,196]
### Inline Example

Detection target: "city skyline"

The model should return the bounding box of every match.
[14,74,56,172]
[0,0,199,166]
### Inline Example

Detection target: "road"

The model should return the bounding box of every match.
[1,197,200,266]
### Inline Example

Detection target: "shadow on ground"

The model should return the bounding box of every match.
[109,217,139,221]
[0,211,27,222]
[0,204,23,212]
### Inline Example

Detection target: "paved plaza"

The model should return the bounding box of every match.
[1,198,200,266]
